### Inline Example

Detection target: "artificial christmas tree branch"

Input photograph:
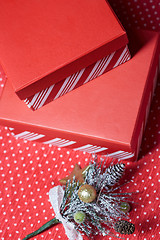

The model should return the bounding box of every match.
[22,156,135,240]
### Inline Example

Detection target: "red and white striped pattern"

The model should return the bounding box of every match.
[5,128,135,160]
[25,45,131,111]
[106,150,135,160]
[13,131,45,141]
[43,138,76,147]
[73,144,108,153]
[6,128,136,159]
[7,128,137,160]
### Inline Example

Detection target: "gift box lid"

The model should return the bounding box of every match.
[0,30,159,152]
[0,0,128,100]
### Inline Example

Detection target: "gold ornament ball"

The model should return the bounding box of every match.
[78,184,97,203]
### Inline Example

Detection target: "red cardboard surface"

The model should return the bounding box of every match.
[0,30,159,161]
[0,0,128,99]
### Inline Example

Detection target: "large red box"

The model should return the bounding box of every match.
[0,0,129,106]
[0,30,159,161]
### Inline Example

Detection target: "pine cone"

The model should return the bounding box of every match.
[114,220,135,235]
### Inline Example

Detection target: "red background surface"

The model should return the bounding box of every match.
[0,1,160,239]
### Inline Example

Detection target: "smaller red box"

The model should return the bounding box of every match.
[0,0,129,102]
[24,45,131,110]
[0,30,159,161]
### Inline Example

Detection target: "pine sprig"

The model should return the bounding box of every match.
[22,156,135,240]
[59,158,135,238]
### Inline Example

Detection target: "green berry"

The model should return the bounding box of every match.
[74,211,86,224]
[120,202,131,213]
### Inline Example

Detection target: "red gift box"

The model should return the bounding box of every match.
[0,0,129,108]
[0,30,159,161]
[25,45,131,111]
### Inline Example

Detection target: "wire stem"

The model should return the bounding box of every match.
[22,218,60,240]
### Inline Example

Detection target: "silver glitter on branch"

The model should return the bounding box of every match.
[60,156,135,238]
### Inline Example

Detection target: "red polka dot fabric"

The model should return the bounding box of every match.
[108,0,160,31]
[0,2,160,240]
